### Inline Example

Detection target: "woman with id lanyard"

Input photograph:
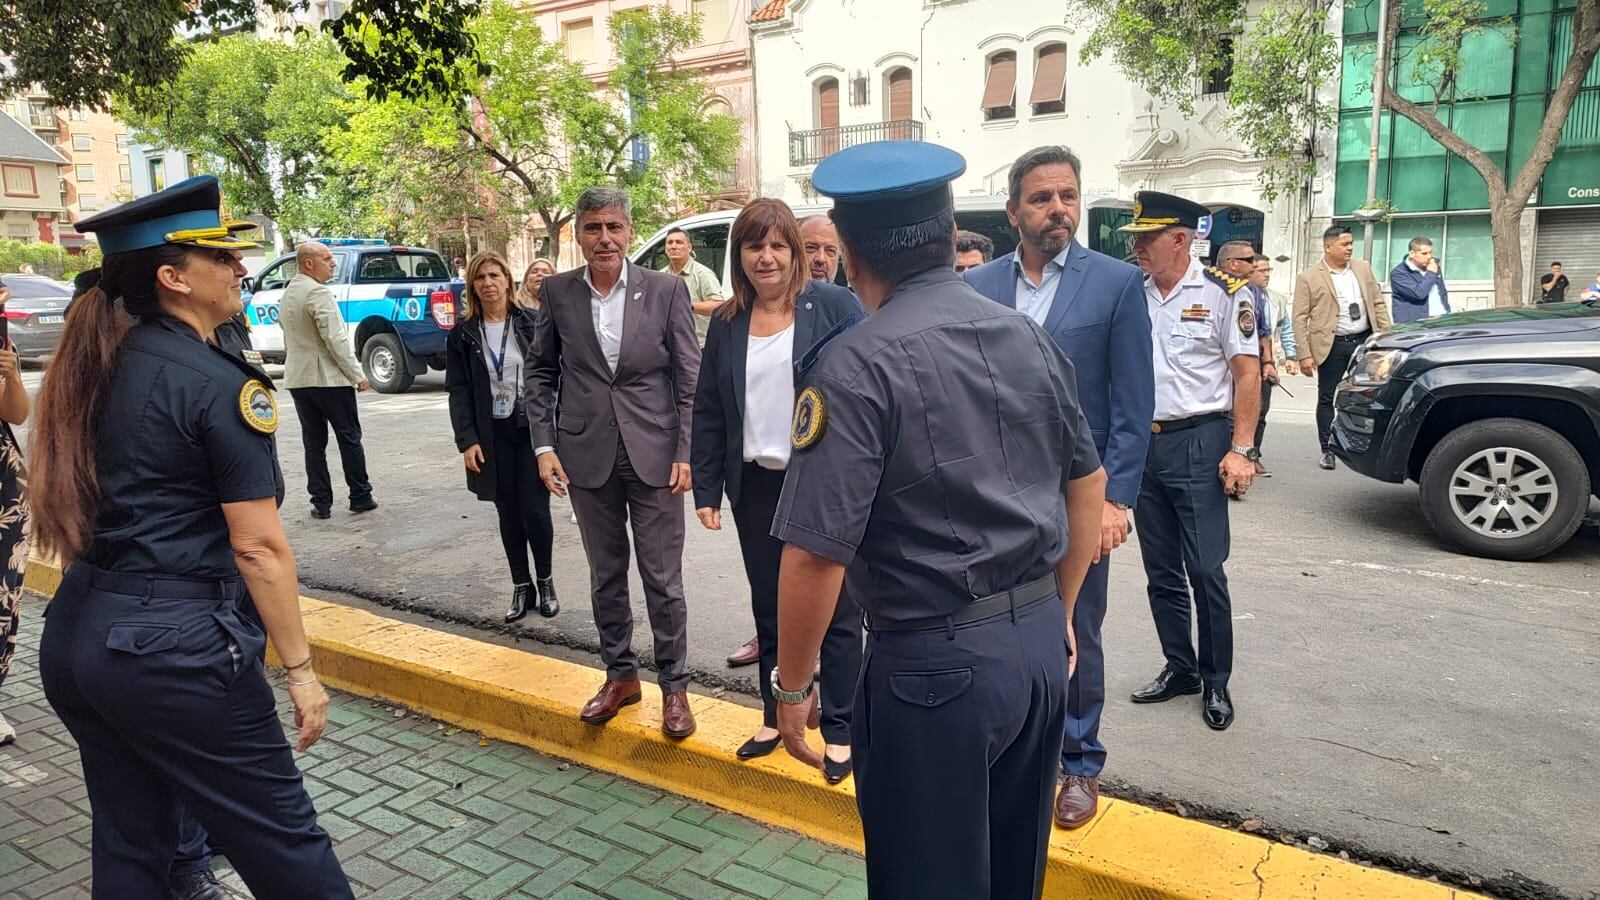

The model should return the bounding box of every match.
[447,251,559,622]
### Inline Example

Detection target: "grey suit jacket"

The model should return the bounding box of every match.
[525,262,701,490]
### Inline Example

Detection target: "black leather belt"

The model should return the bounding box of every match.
[80,565,245,601]
[1151,411,1228,434]
[866,573,1058,633]
[1333,331,1370,342]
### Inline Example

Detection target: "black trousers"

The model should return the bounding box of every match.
[490,416,553,584]
[731,463,861,745]
[290,387,372,508]
[1255,376,1273,452]
[854,593,1067,898]
[1315,333,1367,450]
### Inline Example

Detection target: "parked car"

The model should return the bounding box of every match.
[241,239,460,393]
[1332,302,1600,560]
[0,274,74,359]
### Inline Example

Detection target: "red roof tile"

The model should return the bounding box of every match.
[750,0,788,23]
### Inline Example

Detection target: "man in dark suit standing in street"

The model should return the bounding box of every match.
[964,145,1154,831]
[525,186,702,739]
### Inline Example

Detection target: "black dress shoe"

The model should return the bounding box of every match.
[536,576,559,618]
[736,735,780,760]
[310,505,331,520]
[823,755,852,785]
[171,869,227,900]
[505,583,532,623]
[350,496,379,513]
[1130,666,1202,704]
[1319,451,1336,470]
[1204,686,1235,730]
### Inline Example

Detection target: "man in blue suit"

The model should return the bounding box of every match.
[964,146,1154,830]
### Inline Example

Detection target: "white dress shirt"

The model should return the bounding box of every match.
[586,264,629,373]
[1147,259,1259,421]
[1011,246,1070,325]
[742,323,796,470]
[1326,263,1369,336]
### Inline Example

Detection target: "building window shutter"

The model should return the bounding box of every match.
[1030,43,1067,114]
[818,78,840,129]
[982,52,1017,120]
[887,68,913,121]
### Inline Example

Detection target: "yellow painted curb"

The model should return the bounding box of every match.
[26,559,1480,899]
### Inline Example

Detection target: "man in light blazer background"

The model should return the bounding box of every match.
[964,146,1155,830]
[1292,225,1392,471]
[525,186,703,739]
[279,240,374,519]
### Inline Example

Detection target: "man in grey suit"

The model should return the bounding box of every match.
[280,240,375,519]
[525,187,702,738]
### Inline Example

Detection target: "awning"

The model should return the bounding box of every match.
[1030,44,1067,105]
[981,54,1017,111]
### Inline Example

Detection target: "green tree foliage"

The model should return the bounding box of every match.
[0,0,484,110]
[0,239,99,281]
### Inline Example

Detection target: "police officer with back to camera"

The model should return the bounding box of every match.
[30,175,353,899]
[767,141,1107,899]
[1121,191,1261,731]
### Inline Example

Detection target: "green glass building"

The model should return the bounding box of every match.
[1336,0,1600,289]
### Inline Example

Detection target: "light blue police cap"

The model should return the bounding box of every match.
[811,141,967,228]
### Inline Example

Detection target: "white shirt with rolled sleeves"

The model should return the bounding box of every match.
[1147,259,1259,421]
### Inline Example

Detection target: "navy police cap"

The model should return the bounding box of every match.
[74,175,260,255]
[812,141,967,229]
[1119,190,1211,234]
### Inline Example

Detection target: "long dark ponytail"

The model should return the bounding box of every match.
[30,245,193,562]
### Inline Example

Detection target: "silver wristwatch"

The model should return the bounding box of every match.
[770,669,815,705]
[1230,444,1261,462]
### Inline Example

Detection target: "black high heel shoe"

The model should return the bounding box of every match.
[823,755,852,785]
[736,735,781,760]
[536,577,559,618]
[505,583,532,623]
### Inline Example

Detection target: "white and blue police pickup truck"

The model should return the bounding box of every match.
[241,239,461,393]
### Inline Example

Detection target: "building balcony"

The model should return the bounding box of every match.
[27,112,58,131]
[788,120,923,167]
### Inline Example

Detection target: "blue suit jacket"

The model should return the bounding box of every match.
[965,243,1154,506]
[1388,261,1451,324]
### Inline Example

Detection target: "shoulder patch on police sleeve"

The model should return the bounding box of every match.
[238,379,279,434]
[1204,265,1249,295]
[1237,300,1256,339]
[792,386,828,450]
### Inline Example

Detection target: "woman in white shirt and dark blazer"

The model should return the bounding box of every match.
[691,199,864,783]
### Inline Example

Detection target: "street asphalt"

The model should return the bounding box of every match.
[16,365,1600,898]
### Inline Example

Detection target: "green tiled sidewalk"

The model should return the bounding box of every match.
[0,611,865,899]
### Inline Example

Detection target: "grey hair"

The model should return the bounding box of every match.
[1218,240,1255,263]
[799,214,834,229]
[1007,146,1083,201]
[1408,235,1434,251]
[575,186,632,222]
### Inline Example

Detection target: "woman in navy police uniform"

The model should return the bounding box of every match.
[30,176,352,899]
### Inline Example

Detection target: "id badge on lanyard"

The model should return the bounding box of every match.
[486,322,517,417]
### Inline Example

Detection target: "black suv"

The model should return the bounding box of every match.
[1332,302,1600,560]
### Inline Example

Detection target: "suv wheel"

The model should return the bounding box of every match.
[362,333,414,394]
[1418,418,1589,561]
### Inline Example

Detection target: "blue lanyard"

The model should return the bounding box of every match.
[483,319,511,381]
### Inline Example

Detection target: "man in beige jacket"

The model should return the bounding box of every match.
[281,241,376,518]
[1292,225,1392,471]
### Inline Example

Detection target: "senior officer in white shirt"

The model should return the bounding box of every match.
[1122,191,1260,732]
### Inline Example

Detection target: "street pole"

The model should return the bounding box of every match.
[1362,0,1391,262]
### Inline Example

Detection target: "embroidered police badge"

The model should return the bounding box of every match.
[792,386,827,450]
[238,379,279,434]
[1237,301,1256,339]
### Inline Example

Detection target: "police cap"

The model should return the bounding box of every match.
[74,175,259,255]
[812,141,967,229]
[1119,190,1211,234]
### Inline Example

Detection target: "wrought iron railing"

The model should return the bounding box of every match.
[789,120,923,166]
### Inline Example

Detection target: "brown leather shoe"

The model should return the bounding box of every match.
[726,637,760,667]
[579,679,641,725]
[1054,775,1099,829]
[662,691,697,739]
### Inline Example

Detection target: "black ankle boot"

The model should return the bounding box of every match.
[536,577,559,618]
[505,583,532,623]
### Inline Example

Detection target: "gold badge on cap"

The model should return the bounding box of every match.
[238,379,279,434]
[791,386,828,450]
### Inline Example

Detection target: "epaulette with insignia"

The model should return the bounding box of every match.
[794,312,861,378]
[1204,266,1249,295]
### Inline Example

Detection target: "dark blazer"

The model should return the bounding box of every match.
[446,305,539,501]
[525,262,701,490]
[965,243,1154,507]
[1389,260,1451,324]
[691,281,864,511]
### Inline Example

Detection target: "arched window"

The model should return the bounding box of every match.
[1031,42,1067,115]
[815,77,841,156]
[885,67,913,125]
[981,51,1017,121]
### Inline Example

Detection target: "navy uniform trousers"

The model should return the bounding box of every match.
[40,565,352,899]
[852,590,1068,899]
[1136,417,1235,687]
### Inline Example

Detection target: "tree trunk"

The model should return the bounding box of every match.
[1490,202,1526,308]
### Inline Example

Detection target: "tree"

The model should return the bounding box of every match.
[1071,0,1600,307]
[0,0,485,110]
[114,34,352,240]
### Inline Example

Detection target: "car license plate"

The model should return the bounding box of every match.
[38,315,63,325]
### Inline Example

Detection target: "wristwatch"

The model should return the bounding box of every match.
[1230,444,1261,462]
[1109,500,1132,511]
[770,669,816,705]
